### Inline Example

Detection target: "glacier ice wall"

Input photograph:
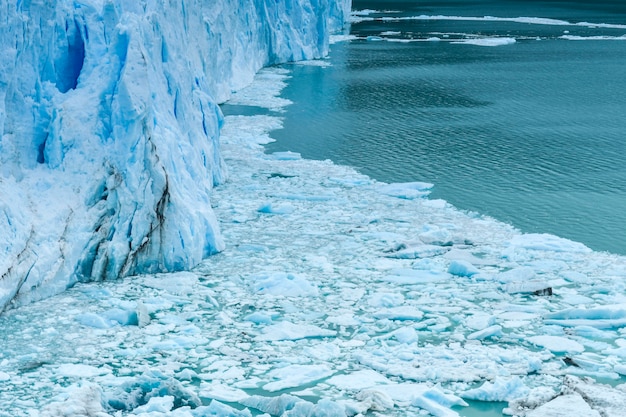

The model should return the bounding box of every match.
[0,0,351,311]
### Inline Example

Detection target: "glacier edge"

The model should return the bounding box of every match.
[0,0,351,311]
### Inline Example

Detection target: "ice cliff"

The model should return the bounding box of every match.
[0,0,351,311]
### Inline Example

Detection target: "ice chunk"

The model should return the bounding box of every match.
[465,313,496,331]
[140,272,199,296]
[132,395,174,413]
[378,182,433,199]
[526,394,601,417]
[245,312,273,325]
[256,321,336,341]
[40,383,110,417]
[373,306,424,321]
[462,377,529,402]
[325,313,360,326]
[496,266,536,283]
[57,364,111,378]
[327,370,392,391]
[544,305,626,329]
[412,395,461,417]
[382,269,451,284]
[615,364,626,375]
[503,281,553,295]
[200,400,253,417]
[560,271,590,283]
[448,260,479,277]
[75,312,115,329]
[564,375,626,416]
[451,37,516,46]
[199,383,249,402]
[420,388,468,409]
[279,399,344,417]
[419,227,455,246]
[102,308,139,326]
[273,193,334,202]
[263,365,334,392]
[257,203,295,215]
[507,234,591,253]
[107,371,201,411]
[467,325,503,340]
[248,272,318,297]
[363,383,467,416]
[269,151,302,161]
[307,399,345,416]
[389,326,419,344]
[329,34,359,44]
[384,245,450,259]
[356,389,395,411]
[527,335,585,354]
[240,394,305,415]
[368,292,405,307]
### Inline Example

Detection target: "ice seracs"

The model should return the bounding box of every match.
[0,0,351,311]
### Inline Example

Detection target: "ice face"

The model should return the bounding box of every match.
[0,0,352,311]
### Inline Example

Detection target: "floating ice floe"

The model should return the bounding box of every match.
[248,272,318,297]
[378,181,434,199]
[263,364,334,392]
[527,335,585,354]
[462,377,529,402]
[256,321,337,341]
[451,37,517,46]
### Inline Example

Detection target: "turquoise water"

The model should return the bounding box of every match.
[261,0,626,255]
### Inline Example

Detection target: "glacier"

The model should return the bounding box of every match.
[3,66,626,416]
[0,0,351,311]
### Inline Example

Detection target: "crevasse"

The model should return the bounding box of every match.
[0,0,351,311]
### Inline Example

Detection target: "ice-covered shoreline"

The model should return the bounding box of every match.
[3,66,626,417]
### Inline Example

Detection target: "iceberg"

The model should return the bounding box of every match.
[0,0,351,311]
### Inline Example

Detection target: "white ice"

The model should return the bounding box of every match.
[451,37,517,47]
[560,35,626,41]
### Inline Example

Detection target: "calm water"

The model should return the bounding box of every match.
[257,0,626,255]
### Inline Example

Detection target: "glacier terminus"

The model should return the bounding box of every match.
[0,0,351,310]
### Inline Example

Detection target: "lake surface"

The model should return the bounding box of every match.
[259,0,626,255]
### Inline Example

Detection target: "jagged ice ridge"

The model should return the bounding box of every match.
[0,0,351,311]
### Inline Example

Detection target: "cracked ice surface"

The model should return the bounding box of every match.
[3,68,626,416]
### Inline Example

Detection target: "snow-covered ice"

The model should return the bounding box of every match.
[4,38,626,417]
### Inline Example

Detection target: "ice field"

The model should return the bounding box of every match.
[2,66,626,416]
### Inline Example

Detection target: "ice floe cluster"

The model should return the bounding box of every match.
[350,9,626,45]
[2,66,626,416]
